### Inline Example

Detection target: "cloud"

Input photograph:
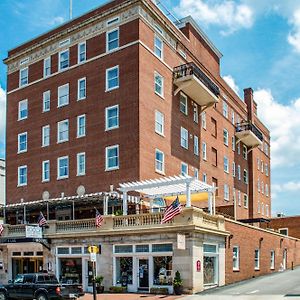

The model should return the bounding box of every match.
[46,16,65,27]
[174,0,254,35]
[223,75,240,95]
[253,89,300,168]
[287,9,300,53]
[0,86,6,144]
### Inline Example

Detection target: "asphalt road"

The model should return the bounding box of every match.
[183,267,300,300]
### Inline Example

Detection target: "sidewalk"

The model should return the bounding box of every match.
[81,293,184,300]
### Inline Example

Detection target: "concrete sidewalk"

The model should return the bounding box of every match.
[81,293,184,300]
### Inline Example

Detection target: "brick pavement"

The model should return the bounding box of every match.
[81,293,184,300]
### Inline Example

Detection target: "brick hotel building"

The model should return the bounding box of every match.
[1,0,297,294]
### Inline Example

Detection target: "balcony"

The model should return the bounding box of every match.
[235,122,263,148]
[173,62,220,109]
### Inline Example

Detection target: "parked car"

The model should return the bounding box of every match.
[0,273,84,300]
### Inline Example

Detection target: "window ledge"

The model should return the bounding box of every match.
[77,97,86,101]
[155,91,165,100]
[155,131,165,137]
[233,269,240,272]
[105,167,120,172]
[105,126,119,132]
[155,170,165,176]
[77,173,86,177]
[42,179,50,183]
[105,86,119,92]
[57,176,69,181]
[17,184,27,187]
[18,150,27,154]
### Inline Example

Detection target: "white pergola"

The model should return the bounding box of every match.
[118,175,217,215]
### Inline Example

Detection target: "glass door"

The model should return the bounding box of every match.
[82,258,93,293]
[138,259,149,290]
[203,256,217,285]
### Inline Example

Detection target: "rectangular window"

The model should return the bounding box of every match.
[20,67,28,87]
[265,163,269,176]
[193,104,198,123]
[181,162,188,176]
[202,173,207,183]
[261,161,264,173]
[155,149,164,174]
[232,136,236,151]
[57,156,69,179]
[105,105,119,131]
[244,194,248,208]
[77,115,86,138]
[106,66,119,91]
[136,245,149,253]
[231,111,235,125]
[202,142,207,160]
[233,246,239,270]
[42,125,50,147]
[264,143,269,156]
[212,178,218,196]
[114,245,133,253]
[266,204,269,216]
[232,162,236,177]
[58,84,69,107]
[194,169,199,179]
[238,190,241,206]
[243,169,248,184]
[223,101,228,118]
[212,147,217,166]
[43,91,50,112]
[106,145,119,171]
[270,250,275,270]
[18,132,27,153]
[59,49,69,70]
[106,28,119,52]
[201,112,206,129]
[77,152,86,176]
[180,93,188,115]
[152,243,173,252]
[44,57,51,77]
[18,165,27,186]
[154,72,164,97]
[224,184,229,200]
[279,228,288,236]
[243,145,247,159]
[57,119,69,143]
[107,16,120,26]
[154,35,163,59]
[77,78,86,100]
[255,249,260,270]
[18,99,28,120]
[155,110,164,136]
[224,156,229,173]
[180,127,188,149]
[237,142,240,155]
[223,129,229,146]
[78,42,86,63]
[266,184,269,197]
[153,256,172,286]
[237,165,241,180]
[211,118,217,137]
[42,160,50,182]
[194,136,199,156]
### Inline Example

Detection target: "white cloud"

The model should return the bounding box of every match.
[254,89,300,168]
[223,75,240,95]
[46,16,65,27]
[0,86,6,144]
[288,9,300,53]
[174,0,254,35]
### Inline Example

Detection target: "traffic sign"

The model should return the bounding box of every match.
[90,252,97,262]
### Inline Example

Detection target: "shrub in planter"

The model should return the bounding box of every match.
[150,287,169,295]
[95,276,104,293]
[173,271,183,295]
[109,286,127,293]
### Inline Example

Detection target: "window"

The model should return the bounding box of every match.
[270,250,275,270]
[57,119,69,143]
[155,149,164,174]
[261,182,264,194]
[194,136,199,156]
[223,129,229,146]
[155,110,164,136]
[265,163,269,176]
[153,256,172,286]
[114,245,133,253]
[106,28,119,52]
[243,169,248,184]
[106,145,119,171]
[44,57,51,77]
[261,203,264,215]
[42,160,50,182]
[136,245,149,253]
[105,105,119,131]
[279,228,288,236]
[224,184,229,201]
[58,84,69,107]
[154,35,163,59]
[106,66,119,91]
[224,156,229,173]
[194,169,199,179]
[193,104,198,123]
[212,178,218,195]
[77,78,86,100]
[201,112,206,129]
[18,132,27,153]
[243,145,247,159]
[231,111,235,125]
[237,165,241,180]
[223,101,228,118]
[211,118,217,137]
[266,184,269,197]
[18,99,28,120]
[115,257,133,285]
[154,72,164,97]
[266,204,269,216]
[257,158,260,170]
[238,190,241,206]
[258,179,260,192]
[59,49,69,70]
[212,147,217,167]
[77,152,86,176]
[233,246,239,270]
[202,142,207,160]
[77,115,86,138]
[20,67,28,86]
[181,162,188,176]
[232,136,236,151]
[180,93,187,115]
[237,142,240,155]
[180,127,188,149]
[42,125,50,147]
[232,162,236,177]
[107,16,120,26]
[261,161,264,173]
[43,91,50,112]
[255,249,260,270]
[18,165,27,186]
[243,194,248,208]
[57,156,69,179]
[202,173,207,183]
[264,143,269,156]
[78,42,86,63]
[258,200,260,213]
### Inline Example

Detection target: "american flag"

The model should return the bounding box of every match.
[161,196,182,224]
[0,224,4,236]
[37,212,47,227]
[95,208,104,228]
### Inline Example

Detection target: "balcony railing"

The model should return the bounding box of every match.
[236,122,263,140]
[173,62,220,97]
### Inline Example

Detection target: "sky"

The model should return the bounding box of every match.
[0,0,300,215]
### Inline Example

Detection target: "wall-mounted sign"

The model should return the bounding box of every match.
[196,260,201,272]
[25,226,42,239]
[177,234,186,250]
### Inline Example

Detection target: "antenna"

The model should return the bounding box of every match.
[69,0,73,20]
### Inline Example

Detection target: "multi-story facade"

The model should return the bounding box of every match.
[0,159,4,205]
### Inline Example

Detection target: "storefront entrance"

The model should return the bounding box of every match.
[82,258,93,293]
[12,258,43,279]
[203,244,219,287]
[138,258,149,290]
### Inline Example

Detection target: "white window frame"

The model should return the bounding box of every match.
[224,156,229,174]
[279,228,288,236]
[57,156,69,180]
[154,34,163,59]
[194,169,199,179]
[105,145,119,171]
[106,28,119,52]
[43,90,51,112]
[59,49,70,71]
[270,250,275,270]
[255,249,260,270]
[201,112,206,129]
[232,136,236,151]
[224,184,229,201]
[18,165,27,186]
[244,194,248,208]
[194,136,199,156]
[243,169,248,184]
[232,162,236,177]
[154,72,164,97]
[18,99,28,120]
[105,105,119,131]
[19,67,28,87]
[77,115,86,138]
[223,101,228,118]
[78,41,86,63]
[57,119,69,143]
[223,129,229,146]
[181,162,188,176]
[18,132,27,153]
[233,246,239,271]
[231,111,235,125]
[180,92,188,115]
[193,104,198,123]
[77,77,86,100]
[44,57,51,77]
[238,190,241,206]
[58,84,69,107]
[180,127,188,149]
[243,145,248,160]
[202,142,207,161]
[77,152,86,176]
[237,165,241,180]
[155,110,164,136]
[106,65,119,91]
[202,173,207,183]
[155,149,165,174]
[42,125,50,147]
[42,160,50,182]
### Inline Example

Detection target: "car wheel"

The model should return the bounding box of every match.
[0,292,6,300]
[36,293,48,300]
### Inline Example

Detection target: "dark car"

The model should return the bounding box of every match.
[0,273,84,300]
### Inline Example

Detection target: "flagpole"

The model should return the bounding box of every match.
[69,0,73,20]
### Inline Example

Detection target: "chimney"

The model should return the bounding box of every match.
[243,88,256,123]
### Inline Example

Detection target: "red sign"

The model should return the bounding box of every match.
[196,260,201,272]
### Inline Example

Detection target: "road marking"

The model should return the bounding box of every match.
[248,290,259,294]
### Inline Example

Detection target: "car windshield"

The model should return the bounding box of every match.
[14,274,24,284]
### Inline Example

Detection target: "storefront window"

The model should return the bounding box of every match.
[152,244,173,252]
[136,245,149,253]
[153,256,172,286]
[115,245,133,253]
[59,258,82,284]
[116,257,133,285]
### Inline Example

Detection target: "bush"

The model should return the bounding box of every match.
[150,287,169,295]
[173,271,183,287]
[109,286,127,293]
[95,276,104,285]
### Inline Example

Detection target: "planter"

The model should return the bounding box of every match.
[173,285,183,295]
[96,286,104,293]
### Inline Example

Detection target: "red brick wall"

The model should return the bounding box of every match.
[225,219,300,284]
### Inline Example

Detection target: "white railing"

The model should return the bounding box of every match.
[113,213,166,228]
[7,225,26,237]
[56,219,96,233]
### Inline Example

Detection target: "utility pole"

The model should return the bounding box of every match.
[69,0,73,20]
